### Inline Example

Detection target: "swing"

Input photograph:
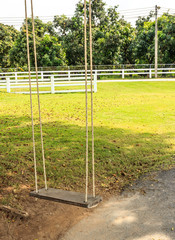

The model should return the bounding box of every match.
[25,0,102,208]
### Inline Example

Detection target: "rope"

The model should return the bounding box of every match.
[84,0,89,203]
[30,0,48,190]
[89,0,95,197]
[24,0,38,193]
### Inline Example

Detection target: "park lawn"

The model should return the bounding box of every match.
[0,82,175,206]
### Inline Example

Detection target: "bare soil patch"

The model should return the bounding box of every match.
[0,190,95,240]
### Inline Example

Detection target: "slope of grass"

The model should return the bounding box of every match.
[0,82,175,205]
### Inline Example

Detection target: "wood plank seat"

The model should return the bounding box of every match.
[30,188,102,208]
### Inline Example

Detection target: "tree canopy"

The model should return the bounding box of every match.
[0,24,18,68]
[131,12,175,64]
[53,1,134,65]
[1,0,175,70]
[9,18,67,68]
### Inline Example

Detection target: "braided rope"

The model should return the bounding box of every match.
[31,0,48,190]
[24,0,38,192]
[84,0,89,203]
[89,0,95,197]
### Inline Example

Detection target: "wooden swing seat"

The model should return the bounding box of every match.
[30,188,102,208]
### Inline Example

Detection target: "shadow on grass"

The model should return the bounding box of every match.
[0,115,174,195]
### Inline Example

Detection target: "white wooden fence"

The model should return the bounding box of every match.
[0,67,175,94]
[95,67,175,79]
[0,70,98,94]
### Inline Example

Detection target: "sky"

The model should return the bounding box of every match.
[0,0,175,27]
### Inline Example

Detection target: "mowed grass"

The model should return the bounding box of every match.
[0,82,175,205]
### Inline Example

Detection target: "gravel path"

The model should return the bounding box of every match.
[61,169,175,240]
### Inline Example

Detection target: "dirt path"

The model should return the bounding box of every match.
[61,169,175,240]
[0,192,93,240]
[1,168,175,240]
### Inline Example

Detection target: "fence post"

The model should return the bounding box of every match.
[68,70,71,81]
[6,78,10,93]
[122,69,125,79]
[51,76,55,94]
[149,68,152,78]
[94,71,97,93]
[95,70,98,79]
[15,72,18,83]
[41,71,44,81]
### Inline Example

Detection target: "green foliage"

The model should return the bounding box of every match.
[37,34,67,66]
[93,7,134,65]
[158,13,175,64]
[131,12,175,64]
[0,24,18,68]
[54,1,134,65]
[1,0,175,68]
[9,18,67,68]
[54,14,84,65]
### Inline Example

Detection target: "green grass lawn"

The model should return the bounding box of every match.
[0,82,175,205]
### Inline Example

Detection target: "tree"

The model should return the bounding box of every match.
[0,24,18,69]
[54,0,134,66]
[158,13,175,64]
[54,14,84,66]
[37,34,67,66]
[10,18,67,68]
[74,0,106,27]
[130,13,155,64]
[93,7,134,65]
[131,12,175,64]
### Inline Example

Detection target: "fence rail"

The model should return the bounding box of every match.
[0,66,175,94]
[1,63,175,72]
[0,71,97,94]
